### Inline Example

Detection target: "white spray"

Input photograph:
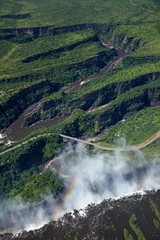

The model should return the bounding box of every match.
[0,141,160,234]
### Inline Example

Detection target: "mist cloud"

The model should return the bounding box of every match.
[55,142,160,211]
[0,141,160,234]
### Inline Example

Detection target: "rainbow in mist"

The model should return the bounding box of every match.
[53,178,79,220]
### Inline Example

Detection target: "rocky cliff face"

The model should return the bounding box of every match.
[1,189,160,240]
[23,71,160,128]
[0,23,113,37]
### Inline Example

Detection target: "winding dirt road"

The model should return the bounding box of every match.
[60,132,160,151]
[0,131,160,156]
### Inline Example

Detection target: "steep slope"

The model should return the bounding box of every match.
[0,0,160,238]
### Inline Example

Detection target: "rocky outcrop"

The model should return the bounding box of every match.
[0,80,60,130]
[107,29,143,54]
[23,71,160,127]
[0,14,30,20]
[1,189,160,240]
[0,23,143,54]
[0,23,114,36]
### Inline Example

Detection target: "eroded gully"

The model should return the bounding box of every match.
[3,36,128,142]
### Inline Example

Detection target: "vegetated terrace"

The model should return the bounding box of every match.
[0,0,160,151]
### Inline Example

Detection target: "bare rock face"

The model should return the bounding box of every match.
[1,189,160,240]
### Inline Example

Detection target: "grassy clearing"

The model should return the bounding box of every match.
[115,23,160,44]
[0,41,105,77]
[0,30,98,78]
[99,107,160,146]
[0,40,15,58]
[142,138,160,158]
[1,0,160,29]
[6,30,96,60]
[132,38,160,57]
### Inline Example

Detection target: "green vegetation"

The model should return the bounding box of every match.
[99,107,160,146]
[142,138,160,158]
[9,30,96,60]
[0,0,160,29]
[150,199,160,221]
[17,171,63,202]
[0,28,117,129]
[0,135,64,202]
[129,213,146,240]
[0,0,160,209]
[0,34,105,79]
[1,4,160,140]
[153,219,160,231]
[17,78,160,146]
[105,224,116,232]
[0,79,59,129]
[0,40,15,58]
[24,69,160,128]
[0,30,107,87]
[124,229,134,240]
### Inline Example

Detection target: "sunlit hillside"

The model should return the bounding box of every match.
[0,1,160,237]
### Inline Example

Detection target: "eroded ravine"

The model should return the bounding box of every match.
[61,36,127,92]
[3,36,128,142]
